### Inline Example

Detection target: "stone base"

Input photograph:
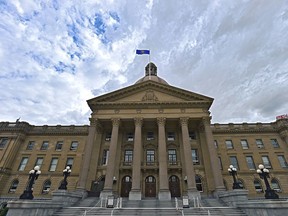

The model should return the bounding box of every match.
[129,190,142,200]
[100,190,113,199]
[158,189,171,200]
[218,189,248,207]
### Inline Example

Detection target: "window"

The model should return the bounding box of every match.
[66,158,74,169]
[225,140,234,149]
[105,133,111,141]
[256,139,264,149]
[41,141,49,150]
[229,156,239,170]
[262,156,272,168]
[218,157,223,170]
[26,141,35,150]
[192,149,199,165]
[102,150,109,165]
[9,179,19,193]
[271,178,281,192]
[167,132,175,141]
[277,155,288,168]
[254,179,263,192]
[147,132,154,140]
[214,140,218,148]
[238,179,245,189]
[271,139,280,148]
[49,158,58,171]
[240,139,249,149]
[127,133,134,141]
[168,149,177,165]
[189,131,196,140]
[70,141,78,151]
[195,175,203,192]
[35,157,44,168]
[18,157,29,171]
[124,150,133,165]
[42,180,51,194]
[146,149,155,165]
[0,137,8,148]
[55,141,63,151]
[246,156,256,170]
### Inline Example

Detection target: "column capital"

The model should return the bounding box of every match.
[157,117,166,126]
[180,117,189,127]
[202,116,212,125]
[134,118,143,127]
[111,118,120,127]
[89,118,102,133]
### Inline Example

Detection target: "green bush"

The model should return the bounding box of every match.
[0,207,8,216]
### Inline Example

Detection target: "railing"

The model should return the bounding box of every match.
[111,197,122,216]
[175,197,185,216]
[82,197,104,216]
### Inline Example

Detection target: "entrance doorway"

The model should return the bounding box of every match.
[169,175,181,197]
[121,176,132,197]
[145,176,156,197]
[89,176,105,197]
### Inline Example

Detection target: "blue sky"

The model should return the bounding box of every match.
[0,0,287,125]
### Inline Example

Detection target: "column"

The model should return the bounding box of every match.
[101,118,120,198]
[129,118,143,200]
[77,118,101,190]
[157,117,171,200]
[202,117,225,193]
[180,117,200,200]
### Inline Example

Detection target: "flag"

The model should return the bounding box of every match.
[136,49,150,55]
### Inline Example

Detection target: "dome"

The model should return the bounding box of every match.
[135,62,169,85]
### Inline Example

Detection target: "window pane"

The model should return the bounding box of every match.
[254,179,263,192]
[271,179,281,192]
[49,158,58,171]
[9,179,19,193]
[271,139,279,148]
[124,150,133,165]
[26,141,35,150]
[102,150,109,165]
[70,141,78,150]
[262,156,272,168]
[0,137,9,148]
[225,140,234,149]
[147,132,154,140]
[41,141,49,150]
[127,133,134,141]
[192,149,199,165]
[278,155,288,168]
[18,157,29,171]
[167,132,175,141]
[246,156,256,170]
[241,140,249,149]
[146,150,155,165]
[168,149,177,165]
[189,131,196,140]
[66,158,74,169]
[55,141,63,151]
[256,139,264,149]
[229,156,239,170]
[35,157,44,168]
[105,133,111,141]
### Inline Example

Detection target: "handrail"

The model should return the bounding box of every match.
[82,198,103,216]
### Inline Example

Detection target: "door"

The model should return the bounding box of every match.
[169,175,181,197]
[121,176,132,197]
[89,176,105,197]
[145,176,156,197]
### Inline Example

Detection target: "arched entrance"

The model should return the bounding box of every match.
[169,175,181,197]
[90,176,105,197]
[121,176,132,197]
[145,176,156,197]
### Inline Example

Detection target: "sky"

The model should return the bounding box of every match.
[0,0,287,125]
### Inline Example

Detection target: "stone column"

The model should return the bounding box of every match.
[202,117,225,193]
[157,117,171,200]
[129,118,143,200]
[101,118,120,198]
[77,118,101,191]
[180,117,200,200]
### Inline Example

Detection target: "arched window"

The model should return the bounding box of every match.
[9,179,19,193]
[195,175,203,192]
[42,180,51,194]
[271,178,281,192]
[254,179,263,192]
[238,179,245,189]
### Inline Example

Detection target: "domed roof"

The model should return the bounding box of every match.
[135,62,169,85]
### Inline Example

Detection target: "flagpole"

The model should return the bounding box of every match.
[148,50,151,80]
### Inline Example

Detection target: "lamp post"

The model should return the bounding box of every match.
[58,166,71,190]
[228,165,242,189]
[19,166,41,199]
[256,164,279,199]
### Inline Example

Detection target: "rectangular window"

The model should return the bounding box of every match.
[18,157,29,171]
[229,156,239,170]
[167,132,175,141]
[127,133,134,141]
[55,141,63,151]
[189,131,196,140]
[256,139,264,149]
[124,150,133,165]
[146,149,155,165]
[262,156,272,168]
[192,149,199,165]
[214,140,218,148]
[70,141,78,151]
[105,133,111,141]
[218,157,223,170]
[246,156,256,170]
[0,137,9,148]
[277,155,288,168]
[271,139,280,148]
[225,140,234,149]
[35,157,44,168]
[168,149,177,165]
[241,139,249,149]
[49,158,58,171]
[147,132,154,140]
[41,141,49,150]
[102,150,109,165]
[26,141,35,150]
[66,158,74,169]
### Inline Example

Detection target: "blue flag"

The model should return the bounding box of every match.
[136,49,150,55]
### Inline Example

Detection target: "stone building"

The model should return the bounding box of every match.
[0,63,288,201]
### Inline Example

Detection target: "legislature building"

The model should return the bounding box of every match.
[0,63,288,202]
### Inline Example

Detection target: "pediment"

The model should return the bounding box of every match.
[87,80,213,110]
